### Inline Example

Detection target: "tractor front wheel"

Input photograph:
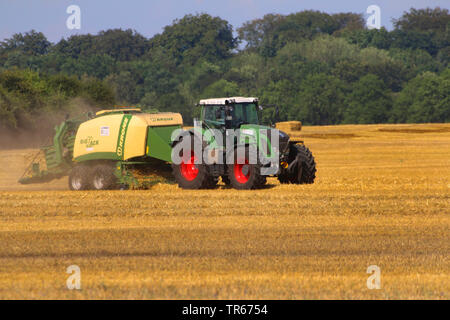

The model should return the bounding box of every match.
[172,136,217,189]
[278,144,316,184]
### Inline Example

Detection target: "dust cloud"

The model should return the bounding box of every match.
[0,99,97,190]
[0,98,97,150]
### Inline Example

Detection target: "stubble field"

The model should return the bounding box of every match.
[0,123,448,299]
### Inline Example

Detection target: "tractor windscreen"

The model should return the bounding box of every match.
[203,103,259,128]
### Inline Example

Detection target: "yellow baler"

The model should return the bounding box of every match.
[73,110,182,163]
[68,108,183,190]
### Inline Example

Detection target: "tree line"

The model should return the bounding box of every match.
[0,7,448,131]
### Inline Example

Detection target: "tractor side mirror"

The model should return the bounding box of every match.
[257,105,264,125]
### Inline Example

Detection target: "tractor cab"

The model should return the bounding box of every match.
[199,97,260,129]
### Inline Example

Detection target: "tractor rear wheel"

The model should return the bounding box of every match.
[92,163,118,190]
[278,144,316,184]
[227,146,266,190]
[172,136,217,189]
[69,164,92,190]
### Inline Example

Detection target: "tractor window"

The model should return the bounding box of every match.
[203,106,224,127]
[232,103,259,126]
[202,103,259,128]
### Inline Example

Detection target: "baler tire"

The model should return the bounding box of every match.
[92,164,118,190]
[69,164,92,191]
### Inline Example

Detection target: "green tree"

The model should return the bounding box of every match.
[240,11,364,57]
[0,8,448,128]
[51,34,95,59]
[59,54,116,79]
[0,30,51,56]
[389,48,442,76]
[224,52,266,94]
[259,80,297,123]
[150,14,237,65]
[261,11,342,57]
[393,7,449,32]
[184,61,222,95]
[0,84,21,128]
[298,36,359,67]
[47,74,82,98]
[93,29,148,61]
[343,74,392,124]
[295,73,347,125]
[238,14,285,49]
[332,12,365,34]
[0,69,46,111]
[358,47,407,91]
[391,71,450,123]
[81,78,115,107]
[201,79,240,98]
[390,29,440,56]
[391,7,449,56]
[437,46,450,66]
[105,71,138,104]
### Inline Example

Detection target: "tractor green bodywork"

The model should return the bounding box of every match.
[146,125,180,162]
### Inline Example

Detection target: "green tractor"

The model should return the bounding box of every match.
[171,97,316,189]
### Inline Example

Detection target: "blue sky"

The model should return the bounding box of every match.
[0,0,448,42]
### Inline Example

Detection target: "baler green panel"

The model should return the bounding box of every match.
[146,125,180,163]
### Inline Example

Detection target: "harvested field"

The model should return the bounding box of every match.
[0,123,448,299]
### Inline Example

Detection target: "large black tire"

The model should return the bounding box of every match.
[221,175,231,185]
[278,144,316,184]
[69,164,92,190]
[227,146,266,190]
[171,136,217,189]
[277,174,291,184]
[205,176,219,188]
[92,163,118,190]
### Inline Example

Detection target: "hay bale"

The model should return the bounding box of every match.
[275,121,302,132]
